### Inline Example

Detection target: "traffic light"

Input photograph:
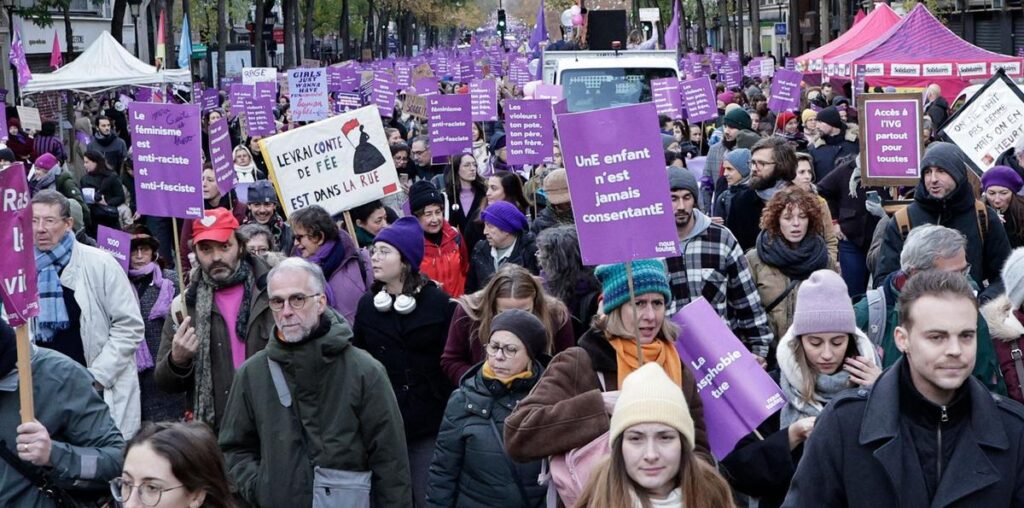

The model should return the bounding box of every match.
[497,9,507,37]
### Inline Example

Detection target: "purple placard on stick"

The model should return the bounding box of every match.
[288,67,329,121]
[651,77,682,120]
[505,99,554,165]
[230,84,255,108]
[372,73,396,117]
[208,117,235,195]
[0,103,7,142]
[328,66,360,93]
[555,102,680,264]
[242,97,276,137]
[0,89,9,103]
[673,298,786,460]
[0,163,39,327]
[335,92,363,113]
[768,69,802,113]
[862,98,922,182]
[413,77,439,95]
[96,225,131,272]
[470,79,498,121]
[681,77,718,123]
[785,58,796,71]
[255,82,276,101]
[396,63,412,88]
[427,94,473,157]
[725,62,743,89]
[202,89,220,110]
[130,102,204,219]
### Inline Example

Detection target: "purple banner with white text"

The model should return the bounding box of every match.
[427,94,474,157]
[0,163,39,327]
[130,102,204,219]
[505,99,554,165]
[96,225,131,272]
[681,77,718,123]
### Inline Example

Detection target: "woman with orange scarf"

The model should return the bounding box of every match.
[503,259,709,505]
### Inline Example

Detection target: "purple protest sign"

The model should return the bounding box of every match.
[335,92,363,113]
[136,88,154,103]
[470,79,498,122]
[396,62,412,88]
[288,67,329,121]
[681,77,718,123]
[242,96,276,137]
[505,99,554,165]
[208,118,235,195]
[0,163,39,327]
[860,95,922,186]
[202,89,220,110]
[673,298,786,460]
[255,82,276,101]
[724,62,743,89]
[413,77,439,95]
[651,77,682,120]
[785,58,796,71]
[555,102,680,264]
[130,102,204,219]
[427,94,473,157]
[535,84,563,102]
[96,225,131,272]
[0,89,9,103]
[372,72,396,117]
[328,66,360,93]
[0,103,7,142]
[768,69,802,113]
[230,84,255,109]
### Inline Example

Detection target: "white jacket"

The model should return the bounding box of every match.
[59,241,144,438]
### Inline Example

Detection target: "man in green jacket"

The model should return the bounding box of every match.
[854,224,1005,393]
[219,257,411,507]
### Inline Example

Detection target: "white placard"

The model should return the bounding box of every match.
[241,67,277,85]
[941,73,1024,172]
[16,106,41,132]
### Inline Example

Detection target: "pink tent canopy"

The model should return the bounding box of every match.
[794,4,901,73]
[853,9,866,26]
[824,4,1022,98]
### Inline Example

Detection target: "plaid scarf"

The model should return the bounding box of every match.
[34,232,75,342]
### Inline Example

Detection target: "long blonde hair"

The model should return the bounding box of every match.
[592,299,678,342]
[790,333,858,404]
[574,435,734,508]
[457,264,568,353]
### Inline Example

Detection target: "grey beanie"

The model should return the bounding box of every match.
[667,166,699,198]
[725,148,752,178]
[1003,248,1024,309]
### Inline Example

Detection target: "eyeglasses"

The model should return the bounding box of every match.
[268,293,322,311]
[109,478,186,507]
[248,247,269,256]
[751,159,776,169]
[485,342,521,357]
[369,246,397,259]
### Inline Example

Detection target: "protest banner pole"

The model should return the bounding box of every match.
[624,261,645,365]
[171,219,188,311]
[342,211,359,243]
[15,325,34,423]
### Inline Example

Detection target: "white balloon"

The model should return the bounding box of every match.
[524,79,542,98]
[561,9,574,27]
[569,5,581,15]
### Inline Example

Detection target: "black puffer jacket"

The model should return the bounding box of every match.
[466,232,539,293]
[425,361,547,508]
[353,282,457,440]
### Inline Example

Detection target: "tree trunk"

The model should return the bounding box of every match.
[282,0,294,67]
[838,0,848,32]
[788,0,798,56]
[819,0,830,45]
[695,0,708,50]
[737,0,744,55]
[719,0,730,51]
[254,0,271,66]
[111,0,126,44]
[217,0,226,81]
[163,0,177,69]
[366,0,375,58]
[340,0,351,59]
[291,0,302,62]
[750,0,761,55]
[303,0,315,62]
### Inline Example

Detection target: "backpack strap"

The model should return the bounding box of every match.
[894,207,912,241]
[268,357,292,408]
[1010,339,1024,398]
[865,288,887,351]
[487,418,532,508]
[764,279,800,313]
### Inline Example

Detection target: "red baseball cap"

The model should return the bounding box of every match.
[192,208,239,244]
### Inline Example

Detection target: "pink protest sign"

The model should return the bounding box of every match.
[673,298,786,460]
[555,102,679,265]
[0,163,40,327]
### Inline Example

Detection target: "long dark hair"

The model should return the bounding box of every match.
[445,153,486,197]
[490,170,531,212]
[124,422,235,508]
[84,150,110,174]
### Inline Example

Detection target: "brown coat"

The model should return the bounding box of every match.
[504,328,709,463]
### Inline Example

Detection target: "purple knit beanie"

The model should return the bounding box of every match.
[374,216,425,271]
[481,201,528,234]
[981,165,1024,194]
[790,270,857,337]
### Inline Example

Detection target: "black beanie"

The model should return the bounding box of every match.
[723,108,752,131]
[490,309,549,360]
[0,320,16,379]
[408,180,444,214]
[816,106,844,130]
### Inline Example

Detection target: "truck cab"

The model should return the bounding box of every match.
[542,50,680,113]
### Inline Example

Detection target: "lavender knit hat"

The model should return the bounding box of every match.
[481,201,528,234]
[790,270,857,336]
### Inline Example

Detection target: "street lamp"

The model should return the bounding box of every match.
[128,0,142,58]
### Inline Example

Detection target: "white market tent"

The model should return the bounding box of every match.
[22,31,191,94]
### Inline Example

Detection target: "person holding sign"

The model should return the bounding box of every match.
[0,320,126,507]
[783,271,1024,507]
[576,363,735,508]
[31,190,145,438]
[353,217,456,507]
[437,153,488,253]
[721,270,880,508]
[504,260,709,480]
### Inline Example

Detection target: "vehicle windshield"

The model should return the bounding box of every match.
[561,67,678,112]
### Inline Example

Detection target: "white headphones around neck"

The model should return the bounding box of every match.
[373,290,417,314]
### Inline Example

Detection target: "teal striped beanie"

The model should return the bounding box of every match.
[595,259,672,314]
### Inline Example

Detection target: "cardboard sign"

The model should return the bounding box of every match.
[939,70,1024,172]
[16,106,41,132]
[639,7,660,22]
[0,163,39,327]
[404,92,428,119]
[412,62,434,80]
[858,93,923,186]
[555,102,680,264]
[258,105,400,216]
[505,99,554,165]
[130,102,204,219]
[96,226,131,272]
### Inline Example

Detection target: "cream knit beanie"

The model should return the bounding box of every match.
[609,363,695,448]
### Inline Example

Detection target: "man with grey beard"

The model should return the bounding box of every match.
[219,257,411,507]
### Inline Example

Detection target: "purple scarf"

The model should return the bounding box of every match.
[129,263,175,371]
[304,240,341,306]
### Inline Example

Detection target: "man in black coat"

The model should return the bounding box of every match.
[808,106,859,183]
[925,84,949,132]
[725,137,798,251]
[783,271,1024,507]
[874,142,1011,301]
